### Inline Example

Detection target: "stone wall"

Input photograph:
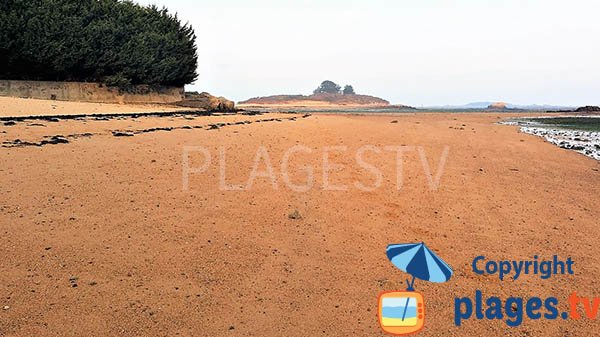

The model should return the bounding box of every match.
[0,80,184,104]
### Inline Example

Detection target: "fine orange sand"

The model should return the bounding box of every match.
[0,110,599,336]
[0,97,189,118]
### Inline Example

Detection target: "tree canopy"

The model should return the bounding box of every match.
[313,80,341,94]
[342,85,355,95]
[0,0,198,87]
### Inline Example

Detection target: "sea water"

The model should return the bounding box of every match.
[381,297,419,326]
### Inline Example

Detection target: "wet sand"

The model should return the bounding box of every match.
[0,110,599,336]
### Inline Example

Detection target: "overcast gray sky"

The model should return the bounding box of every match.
[136,0,600,106]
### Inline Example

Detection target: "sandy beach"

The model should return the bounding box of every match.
[0,97,190,118]
[1,103,599,336]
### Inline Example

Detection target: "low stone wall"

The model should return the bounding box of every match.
[0,80,184,104]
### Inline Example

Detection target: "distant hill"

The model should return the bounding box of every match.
[239,93,391,107]
[426,102,575,111]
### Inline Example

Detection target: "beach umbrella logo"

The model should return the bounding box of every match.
[378,242,453,335]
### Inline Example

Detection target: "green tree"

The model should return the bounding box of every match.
[313,80,341,94]
[0,0,198,87]
[342,85,355,95]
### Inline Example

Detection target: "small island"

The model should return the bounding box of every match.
[238,80,413,110]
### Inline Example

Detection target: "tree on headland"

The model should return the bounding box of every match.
[0,0,198,87]
[342,85,355,95]
[313,80,341,94]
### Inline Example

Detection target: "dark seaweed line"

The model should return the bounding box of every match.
[2,133,97,148]
[0,109,267,123]
[112,115,309,136]
[2,114,311,148]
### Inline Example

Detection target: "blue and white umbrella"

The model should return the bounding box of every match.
[386,242,453,290]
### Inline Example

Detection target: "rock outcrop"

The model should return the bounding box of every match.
[177,92,235,112]
[575,106,600,112]
[487,102,508,109]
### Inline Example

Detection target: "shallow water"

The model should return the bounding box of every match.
[503,116,600,161]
